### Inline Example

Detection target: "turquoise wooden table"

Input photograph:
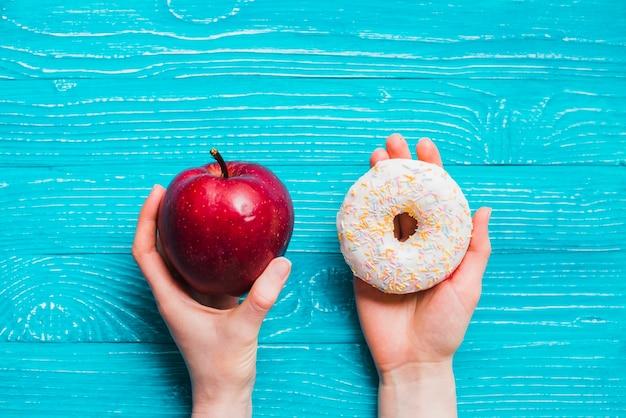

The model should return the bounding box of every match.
[1,0,625,416]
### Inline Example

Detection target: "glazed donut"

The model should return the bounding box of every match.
[336,159,472,294]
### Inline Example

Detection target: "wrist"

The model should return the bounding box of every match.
[378,360,457,418]
[191,385,253,418]
[379,358,454,388]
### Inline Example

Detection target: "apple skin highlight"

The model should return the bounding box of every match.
[157,152,294,296]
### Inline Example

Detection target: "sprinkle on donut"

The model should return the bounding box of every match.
[336,159,472,294]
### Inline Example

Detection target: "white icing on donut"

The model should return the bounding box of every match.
[336,159,472,294]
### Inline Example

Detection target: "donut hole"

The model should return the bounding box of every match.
[393,212,418,242]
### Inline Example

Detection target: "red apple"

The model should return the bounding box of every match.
[157,149,294,296]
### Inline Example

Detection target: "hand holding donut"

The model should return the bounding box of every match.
[352,134,492,418]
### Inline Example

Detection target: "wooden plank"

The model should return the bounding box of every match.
[0,0,625,80]
[1,165,624,255]
[0,342,624,417]
[0,343,375,417]
[1,252,623,344]
[1,2,624,417]
[1,78,625,166]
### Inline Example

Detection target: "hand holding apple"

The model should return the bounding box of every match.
[157,149,294,296]
[133,186,292,418]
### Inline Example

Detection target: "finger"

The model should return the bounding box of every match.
[133,185,165,255]
[416,137,443,167]
[132,185,187,306]
[450,207,492,307]
[236,257,292,329]
[370,147,390,168]
[386,133,411,159]
[467,207,492,257]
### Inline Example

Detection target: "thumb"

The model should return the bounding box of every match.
[236,257,292,329]
[450,207,492,308]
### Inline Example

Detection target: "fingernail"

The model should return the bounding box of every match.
[271,257,291,280]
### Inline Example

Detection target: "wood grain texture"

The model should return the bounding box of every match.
[1,0,626,415]
[1,78,625,166]
[1,252,624,345]
[0,0,625,80]
[1,342,624,417]
[1,165,624,255]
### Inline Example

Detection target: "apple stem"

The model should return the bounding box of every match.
[210,148,229,179]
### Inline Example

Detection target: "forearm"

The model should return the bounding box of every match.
[378,360,457,418]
